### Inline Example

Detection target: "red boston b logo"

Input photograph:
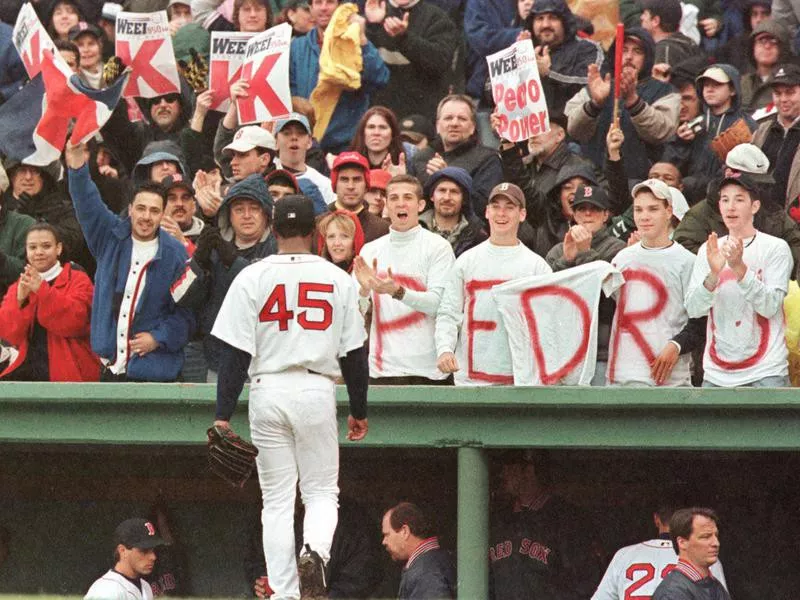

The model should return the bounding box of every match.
[144,522,156,536]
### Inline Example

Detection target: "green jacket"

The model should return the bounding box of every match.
[0,203,34,296]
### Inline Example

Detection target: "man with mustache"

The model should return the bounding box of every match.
[566,28,680,181]
[524,0,604,115]
[161,174,204,254]
[101,80,198,178]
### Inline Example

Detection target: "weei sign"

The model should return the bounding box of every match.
[13,3,58,78]
[209,32,254,112]
[116,11,180,98]
[236,23,292,124]
[487,39,549,143]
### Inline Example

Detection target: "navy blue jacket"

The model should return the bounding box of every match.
[68,165,194,381]
[399,545,455,599]
[464,0,520,99]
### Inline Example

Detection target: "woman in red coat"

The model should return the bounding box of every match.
[0,223,100,381]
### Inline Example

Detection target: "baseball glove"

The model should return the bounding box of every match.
[207,425,258,488]
[103,56,126,87]
[710,119,753,162]
[179,48,209,94]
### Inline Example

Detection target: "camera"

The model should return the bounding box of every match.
[687,116,704,135]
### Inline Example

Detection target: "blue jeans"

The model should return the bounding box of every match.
[702,375,789,388]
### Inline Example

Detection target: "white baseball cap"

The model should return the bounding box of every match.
[668,187,689,221]
[631,179,691,221]
[632,178,672,203]
[101,2,122,21]
[725,143,769,174]
[223,126,277,154]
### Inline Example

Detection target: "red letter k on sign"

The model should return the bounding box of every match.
[237,53,290,123]
[118,39,177,97]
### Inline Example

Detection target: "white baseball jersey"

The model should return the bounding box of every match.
[609,242,695,386]
[84,570,154,600]
[491,261,623,385]
[358,226,455,380]
[685,232,792,386]
[435,240,551,386]
[211,254,366,377]
[591,538,727,600]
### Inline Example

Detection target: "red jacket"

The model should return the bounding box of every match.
[0,263,100,381]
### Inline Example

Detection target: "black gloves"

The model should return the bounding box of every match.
[193,226,239,270]
[193,226,221,269]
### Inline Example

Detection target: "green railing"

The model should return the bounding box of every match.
[3,382,800,598]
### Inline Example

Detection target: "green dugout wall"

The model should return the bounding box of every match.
[2,382,800,598]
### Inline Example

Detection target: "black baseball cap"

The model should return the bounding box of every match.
[273,194,316,236]
[719,172,763,197]
[68,22,103,42]
[399,114,435,144]
[769,64,800,87]
[114,518,165,549]
[571,185,610,210]
[161,174,195,196]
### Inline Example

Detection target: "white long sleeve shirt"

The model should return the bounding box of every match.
[435,240,551,386]
[359,226,455,379]
[609,242,695,386]
[685,232,792,386]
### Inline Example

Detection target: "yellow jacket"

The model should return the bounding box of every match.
[310,3,363,140]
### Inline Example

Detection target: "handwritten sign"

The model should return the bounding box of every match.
[487,39,550,143]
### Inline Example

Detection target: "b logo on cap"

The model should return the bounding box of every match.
[584,186,593,197]
[499,183,509,191]
[144,522,156,536]
[235,129,244,139]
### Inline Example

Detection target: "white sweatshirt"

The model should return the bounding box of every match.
[609,242,695,386]
[685,232,792,386]
[435,240,551,386]
[359,226,455,379]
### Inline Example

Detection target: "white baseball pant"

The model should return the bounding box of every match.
[248,370,340,600]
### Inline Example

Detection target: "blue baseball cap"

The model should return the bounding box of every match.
[275,112,311,135]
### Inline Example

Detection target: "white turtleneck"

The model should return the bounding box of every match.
[39,262,64,283]
[357,224,455,379]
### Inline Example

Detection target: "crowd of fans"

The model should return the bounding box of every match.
[0,0,799,388]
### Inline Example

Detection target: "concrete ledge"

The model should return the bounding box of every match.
[2,383,800,450]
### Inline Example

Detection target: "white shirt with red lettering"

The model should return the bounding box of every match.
[211,254,366,377]
[591,538,727,600]
[358,226,455,380]
[685,232,792,386]
[491,261,623,385]
[435,240,551,386]
[609,242,695,386]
